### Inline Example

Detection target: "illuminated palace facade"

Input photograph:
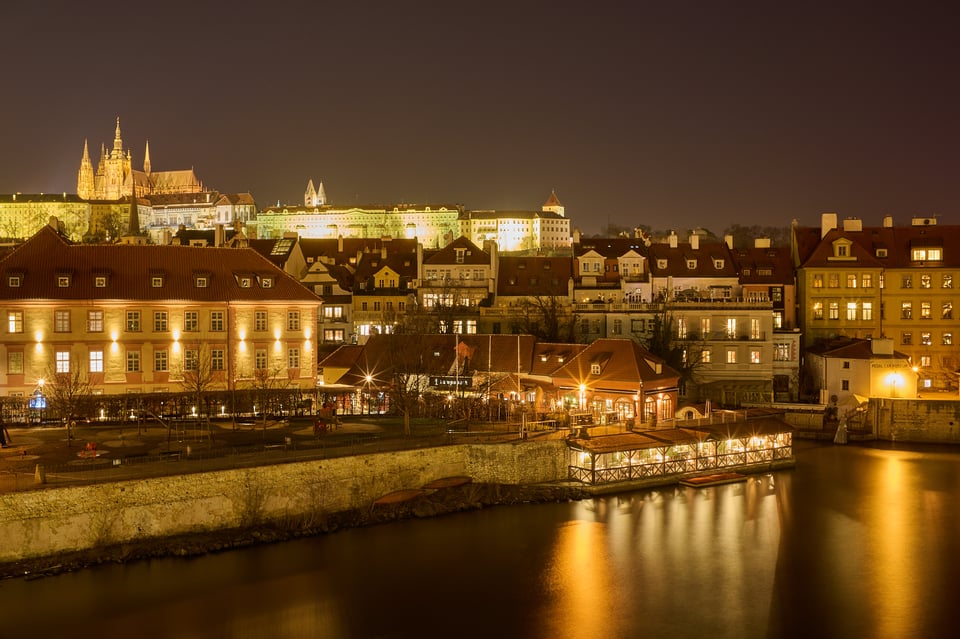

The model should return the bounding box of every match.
[0,222,320,398]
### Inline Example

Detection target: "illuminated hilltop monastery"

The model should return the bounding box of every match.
[77,118,204,200]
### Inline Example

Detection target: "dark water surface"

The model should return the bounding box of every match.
[3,441,959,639]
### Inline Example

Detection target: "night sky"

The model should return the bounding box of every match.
[2,1,957,235]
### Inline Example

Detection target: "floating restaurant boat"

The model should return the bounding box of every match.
[566,411,794,488]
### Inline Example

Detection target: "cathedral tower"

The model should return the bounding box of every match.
[77,139,95,200]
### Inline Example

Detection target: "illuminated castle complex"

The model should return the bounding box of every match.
[77,118,204,201]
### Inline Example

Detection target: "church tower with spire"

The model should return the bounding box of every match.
[77,140,95,200]
[305,179,327,207]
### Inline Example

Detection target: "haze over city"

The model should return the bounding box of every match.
[2,0,957,234]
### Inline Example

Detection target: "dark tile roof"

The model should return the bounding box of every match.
[573,237,649,258]
[733,245,794,285]
[0,225,320,303]
[794,221,960,269]
[422,236,489,266]
[646,241,738,277]
[551,338,679,392]
[496,256,573,296]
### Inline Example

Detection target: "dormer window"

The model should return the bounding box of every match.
[590,363,602,375]
[831,238,854,259]
[57,275,71,288]
[657,259,667,269]
[95,276,108,288]
[912,247,942,262]
[239,277,252,288]
[876,248,888,258]
[151,276,164,288]
[8,275,22,287]
[713,259,724,269]
[261,277,273,288]
[687,259,697,269]
[195,276,208,288]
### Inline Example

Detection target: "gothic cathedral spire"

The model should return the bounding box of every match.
[77,139,95,200]
[143,140,151,175]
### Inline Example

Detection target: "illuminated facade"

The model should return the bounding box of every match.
[0,223,320,397]
[458,192,571,252]
[0,193,89,241]
[254,203,461,248]
[77,118,205,201]
[794,213,960,390]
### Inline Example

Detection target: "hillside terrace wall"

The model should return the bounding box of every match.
[0,441,568,564]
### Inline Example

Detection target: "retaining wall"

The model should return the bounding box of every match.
[0,440,568,564]
[870,398,960,443]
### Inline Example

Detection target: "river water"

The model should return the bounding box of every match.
[2,441,959,639]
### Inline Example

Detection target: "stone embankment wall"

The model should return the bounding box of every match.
[0,440,568,565]
[870,398,960,443]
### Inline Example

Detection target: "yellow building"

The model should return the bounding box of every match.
[0,193,89,241]
[794,213,960,391]
[1,222,320,400]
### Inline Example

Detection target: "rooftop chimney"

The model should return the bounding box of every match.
[882,215,894,227]
[821,212,838,238]
[668,231,678,248]
[689,234,699,250]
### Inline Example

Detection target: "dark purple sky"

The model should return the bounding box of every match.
[2,1,957,235]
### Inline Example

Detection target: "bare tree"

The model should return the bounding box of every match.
[381,334,433,436]
[44,358,96,445]
[514,294,577,343]
[178,344,221,440]
[641,304,707,397]
[246,362,287,429]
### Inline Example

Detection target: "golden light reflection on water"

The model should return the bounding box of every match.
[864,450,939,639]
[542,520,616,639]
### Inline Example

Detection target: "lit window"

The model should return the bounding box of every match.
[195,276,208,288]
[921,332,932,346]
[943,332,953,346]
[920,274,932,289]
[902,332,912,345]
[846,274,857,288]
[750,350,761,364]
[57,276,70,287]
[95,276,107,288]
[184,349,198,371]
[7,311,23,333]
[152,276,163,288]
[255,349,267,370]
[254,311,267,332]
[210,311,224,332]
[901,275,912,289]
[261,277,273,288]
[184,311,198,332]
[813,302,823,320]
[943,274,953,289]
[828,274,840,288]
[846,302,858,320]
[287,311,300,331]
[87,310,103,332]
[8,275,21,287]
[154,311,168,332]
[89,351,103,373]
[862,302,873,321]
[812,274,823,288]
[211,349,224,371]
[154,351,168,372]
[591,363,601,375]
[56,351,70,373]
[288,347,300,369]
[828,302,839,320]
[726,350,737,364]
[54,310,70,333]
[901,302,912,319]
[861,274,873,288]
[921,302,931,319]
[702,350,711,363]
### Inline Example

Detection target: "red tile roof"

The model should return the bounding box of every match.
[0,225,320,303]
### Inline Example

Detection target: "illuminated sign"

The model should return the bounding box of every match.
[430,376,472,389]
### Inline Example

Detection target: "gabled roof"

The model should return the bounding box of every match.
[543,191,562,207]
[551,338,680,392]
[423,236,489,266]
[0,224,319,303]
[795,222,960,269]
[573,237,649,259]
[299,237,418,265]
